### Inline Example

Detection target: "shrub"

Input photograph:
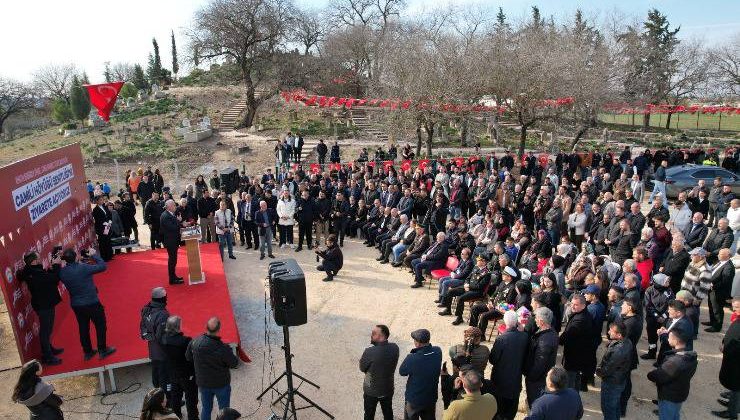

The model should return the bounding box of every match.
[51,99,73,123]
[119,83,138,99]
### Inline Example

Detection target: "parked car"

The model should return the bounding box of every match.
[659,164,740,198]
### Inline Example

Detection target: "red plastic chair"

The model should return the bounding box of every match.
[428,256,459,288]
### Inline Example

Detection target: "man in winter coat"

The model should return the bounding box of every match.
[712,298,740,419]
[660,241,691,294]
[559,294,593,393]
[489,310,529,419]
[162,315,199,420]
[705,248,735,332]
[642,274,674,360]
[186,317,239,420]
[140,287,170,388]
[619,299,643,416]
[596,322,633,420]
[524,307,559,407]
[20,251,64,365]
[399,329,442,420]
[525,366,584,420]
[647,329,698,420]
[359,325,400,420]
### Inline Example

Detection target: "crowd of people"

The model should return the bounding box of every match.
[14,142,740,420]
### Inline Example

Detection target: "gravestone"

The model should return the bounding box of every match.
[126,97,136,108]
[89,110,105,128]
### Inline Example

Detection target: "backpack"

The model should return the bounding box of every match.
[140,304,160,341]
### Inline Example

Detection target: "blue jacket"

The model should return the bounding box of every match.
[525,388,584,420]
[59,254,107,307]
[399,344,442,407]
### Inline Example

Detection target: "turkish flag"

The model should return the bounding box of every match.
[84,81,124,121]
[367,161,376,168]
[469,155,480,162]
[418,159,430,171]
[329,163,341,171]
[383,160,394,171]
[538,154,549,168]
[401,160,412,171]
[454,157,465,167]
[310,164,321,174]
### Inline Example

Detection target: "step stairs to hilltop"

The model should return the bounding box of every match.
[215,101,247,131]
[214,91,266,131]
[350,107,389,143]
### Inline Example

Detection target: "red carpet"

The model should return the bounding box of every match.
[42,243,240,376]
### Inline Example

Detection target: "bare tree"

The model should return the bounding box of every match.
[188,0,294,127]
[709,33,740,95]
[110,62,136,82]
[0,78,36,138]
[663,40,710,128]
[32,63,79,103]
[294,10,324,55]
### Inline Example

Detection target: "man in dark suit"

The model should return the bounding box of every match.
[705,248,735,332]
[254,200,277,260]
[657,300,694,364]
[92,195,114,261]
[682,212,709,250]
[160,199,184,285]
[490,310,530,419]
[410,232,448,288]
[559,293,594,393]
[295,190,316,252]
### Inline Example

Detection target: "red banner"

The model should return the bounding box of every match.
[0,144,94,363]
[329,163,341,172]
[383,160,394,172]
[310,164,321,174]
[401,160,412,171]
[418,159,430,171]
[454,157,465,167]
[84,82,124,121]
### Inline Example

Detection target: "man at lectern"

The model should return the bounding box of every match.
[161,199,184,285]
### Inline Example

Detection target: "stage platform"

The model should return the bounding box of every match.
[42,243,242,391]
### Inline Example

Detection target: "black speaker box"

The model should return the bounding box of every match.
[219,167,239,194]
[268,259,307,326]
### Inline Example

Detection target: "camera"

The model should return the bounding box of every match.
[80,248,90,258]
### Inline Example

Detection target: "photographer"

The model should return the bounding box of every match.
[20,249,64,365]
[448,327,490,378]
[59,247,116,361]
[315,234,343,282]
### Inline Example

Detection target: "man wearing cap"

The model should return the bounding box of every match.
[140,287,171,388]
[468,265,518,333]
[399,329,442,420]
[642,273,675,361]
[438,255,491,326]
[489,310,529,419]
[681,248,712,306]
[448,327,489,377]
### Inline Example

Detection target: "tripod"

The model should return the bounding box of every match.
[257,323,334,420]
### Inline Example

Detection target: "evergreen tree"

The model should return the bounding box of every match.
[104,62,113,83]
[51,98,73,123]
[147,37,163,84]
[132,64,148,90]
[69,76,91,124]
[81,72,90,85]
[531,6,543,29]
[621,8,680,127]
[171,30,179,78]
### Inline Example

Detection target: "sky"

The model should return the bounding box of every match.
[1,0,738,83]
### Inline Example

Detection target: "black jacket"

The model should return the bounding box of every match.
[720,319,740,391]
[359,341,400,398]
[319,244,343,272]
[661,249,690,293]
[197,196,217,219]
[141,300,169,360]
[16,380,63,420]
[120,200,138,229]
[162,331,196,384]
[137,180,154,203]
[559,309,594,371]
[710,260,735,301]
[623,314,643,370]
[186,334,239,388]
[489,327,529,398]
[647,349,698,403]
[683,223,708,250]
[144,198,163,228]
[422,241,448,264]
[295,197,316,224]
[160,211,181,249]
[21,264,62,311]
[92,205,112,236]
[597,338,633,384]
[524,328,559,382]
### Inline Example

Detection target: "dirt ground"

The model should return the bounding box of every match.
[0,203,733,420]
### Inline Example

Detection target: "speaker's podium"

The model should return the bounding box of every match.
[180,226,205,285]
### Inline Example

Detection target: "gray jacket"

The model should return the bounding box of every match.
[359,341,400,398]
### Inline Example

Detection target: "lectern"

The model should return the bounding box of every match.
[180,226,205,285]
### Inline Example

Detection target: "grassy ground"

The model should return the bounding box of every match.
[599,112,740,132]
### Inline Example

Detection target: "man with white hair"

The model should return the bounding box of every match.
[255,200,277,260]
[160,199,184,284]
[488,310,529,420]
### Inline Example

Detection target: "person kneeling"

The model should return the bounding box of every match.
[316,234,343,282]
